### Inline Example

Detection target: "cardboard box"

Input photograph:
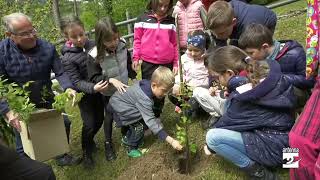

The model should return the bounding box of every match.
[20,109,70,162]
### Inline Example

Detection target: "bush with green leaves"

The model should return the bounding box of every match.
[0,77,36,145]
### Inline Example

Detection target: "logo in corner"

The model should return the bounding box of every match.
[283,147,300,168]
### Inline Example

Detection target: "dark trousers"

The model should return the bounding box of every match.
[103,96,112,143]
[78,93,104,154]
[121,121,145,148]
[1,144,56,180]
[15,114,71,156]
[104,104,145,148]
[141,61,173,80]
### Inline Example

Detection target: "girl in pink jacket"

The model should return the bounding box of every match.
[171,30,210,113]
[132,0,179,79]
[173,0,207,52]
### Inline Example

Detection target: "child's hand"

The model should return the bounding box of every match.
[93,80,109,92]
[171,139,183,150]
[173,67,179,75]
[172,84,180,95]
[209,87,219,96]
[132,60,142,72]
[166,136,183,150]
[109,78,129,94]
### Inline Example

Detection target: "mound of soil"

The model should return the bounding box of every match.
[117,146,213,180]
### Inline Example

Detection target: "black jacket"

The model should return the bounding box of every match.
[61,40,96,94]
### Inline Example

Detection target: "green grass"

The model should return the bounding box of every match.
[50,1,306,179]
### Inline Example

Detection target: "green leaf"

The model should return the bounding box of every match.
[190,143,197,154]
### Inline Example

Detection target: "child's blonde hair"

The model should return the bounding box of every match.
[247,60,270,87]
[151,66,175,88]
[207,1,234,30]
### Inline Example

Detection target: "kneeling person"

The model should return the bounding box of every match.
[106,66,183,157]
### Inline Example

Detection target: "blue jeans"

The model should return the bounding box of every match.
[206,128,254,168]
[15,114,71,156]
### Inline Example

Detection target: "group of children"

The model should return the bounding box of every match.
[57,0,318,179]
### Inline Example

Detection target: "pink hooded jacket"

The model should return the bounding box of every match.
[173,0,205,49]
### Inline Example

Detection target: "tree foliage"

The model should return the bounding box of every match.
[0,0,61,42]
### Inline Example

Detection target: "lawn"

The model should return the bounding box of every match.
[50,1,306,179]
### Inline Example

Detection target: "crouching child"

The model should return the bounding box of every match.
[105,66,183,157]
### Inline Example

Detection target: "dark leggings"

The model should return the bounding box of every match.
[78,93,104,154]
[103,96,113,143]
[141,61,173,80]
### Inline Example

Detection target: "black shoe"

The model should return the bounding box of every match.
[83,153,94,169]
[241,162,279,180]
[105,142,117,161]
[56,153,82,166]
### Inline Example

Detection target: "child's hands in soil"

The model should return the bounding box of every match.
[166,136,183,150]
[171,139,183,150]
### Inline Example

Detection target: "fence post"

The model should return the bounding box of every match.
[126,9,133,47]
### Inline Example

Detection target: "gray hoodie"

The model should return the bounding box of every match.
[109,81,165,136]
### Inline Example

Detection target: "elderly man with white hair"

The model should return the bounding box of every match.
[0,13,80,166]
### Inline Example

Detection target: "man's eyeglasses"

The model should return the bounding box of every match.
[12,28,37,37]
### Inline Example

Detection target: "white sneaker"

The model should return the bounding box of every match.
[204,145,212,156]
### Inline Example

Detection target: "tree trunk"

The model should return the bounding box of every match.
[52,0,61,28]
[73,0,79,17]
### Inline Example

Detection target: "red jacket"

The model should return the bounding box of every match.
[202,0,215,11]
[133,12,178,67]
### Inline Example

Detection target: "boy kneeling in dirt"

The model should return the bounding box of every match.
[105,66,183,158]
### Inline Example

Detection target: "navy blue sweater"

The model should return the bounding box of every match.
[214,60,296,167]
[0,38,73,114]
[216,0,277,46]
[276,40,315,89]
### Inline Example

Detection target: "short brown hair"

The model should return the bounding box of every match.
[208,46,247,74]
[207,1,234,30]
[151,66,175,88]
[238,23,273,49]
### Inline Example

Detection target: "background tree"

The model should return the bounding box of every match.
[52,0,61,28]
